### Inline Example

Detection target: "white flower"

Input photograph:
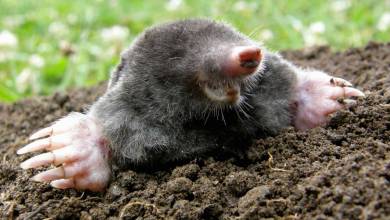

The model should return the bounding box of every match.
[309,22,326,34]
[233,1,256,12]
[289,17,304,31]
[259,29,274,41]
[233,1,248,11]
[303,30,326,47]
[166,0,183,11]
[48,21,69,37]
[377,12,390,31]
[0,30,18,62]
[100,25,129,44]
[16,68,36,93]
[0,30,18,48]
[29,55,45,68]
[299,21,327,47]
[289,19,326,47]
[331,0,351,12]
[303,31,316,47]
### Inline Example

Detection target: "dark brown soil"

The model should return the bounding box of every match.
[1,42,389,220]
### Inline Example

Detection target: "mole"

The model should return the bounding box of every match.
[17,19,364,192]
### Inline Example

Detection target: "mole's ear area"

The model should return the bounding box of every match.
[221,46,262,77]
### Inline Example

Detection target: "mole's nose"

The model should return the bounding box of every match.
[222,46,262,77]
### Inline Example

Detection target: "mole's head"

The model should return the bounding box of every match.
[122,19,264,114]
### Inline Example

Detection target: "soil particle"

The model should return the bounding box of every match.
[166,177,193,194]
[1,42,389,219]
[171,164,200,180]
[224,171,258,196]
[237,185,271,214]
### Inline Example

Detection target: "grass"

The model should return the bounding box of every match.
[0,0,389,103]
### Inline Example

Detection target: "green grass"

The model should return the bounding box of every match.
[0,0,389,102]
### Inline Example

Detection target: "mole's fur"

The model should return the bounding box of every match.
[89,19,296,167]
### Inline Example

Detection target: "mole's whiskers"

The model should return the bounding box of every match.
[235,98,251,120]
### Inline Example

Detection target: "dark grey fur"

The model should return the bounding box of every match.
[89,19,297,167]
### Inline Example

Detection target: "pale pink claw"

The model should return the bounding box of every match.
[293,70,365,130]
[31,167,66,182]
[28,114,84,140]
[19,112,111,192]
[51,179,75,189]
[29,127,54,140]
[20,152,56,169]
[328,87,365,99]
[50,177,105,192]
[330,77,353,87]
[20,146,82,169]
[17,133,71,154]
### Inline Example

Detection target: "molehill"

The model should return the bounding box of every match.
[0,42,389,219]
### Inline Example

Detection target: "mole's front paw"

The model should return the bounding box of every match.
[17,113,111,192]
[293,70,365,130]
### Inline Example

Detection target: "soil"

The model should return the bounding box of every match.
[1,42,389,220]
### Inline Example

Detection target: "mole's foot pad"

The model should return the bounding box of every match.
[18,113,111,192]
[293,70,365,130]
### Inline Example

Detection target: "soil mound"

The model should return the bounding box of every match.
[1,42,389,219]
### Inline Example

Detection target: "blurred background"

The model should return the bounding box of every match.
[0,0,389,102]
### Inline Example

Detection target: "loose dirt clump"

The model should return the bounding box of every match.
[1,42,389,219]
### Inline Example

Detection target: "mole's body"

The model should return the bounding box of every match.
[18,19,364,191]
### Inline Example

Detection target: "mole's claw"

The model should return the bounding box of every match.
[350,88,365,97]
[30,151,110,192]
[50,172,109,192]
[293,70,365,130]
[29,112,91,141]
[344,87,365,97]
[18,134,70,154]
[19,112,111,191]
[51,179,75,190]
[31,162,87,182]
[50,168,110,191]
[31,167,66,182]
[330,77,353,87]
[20,152,54,169]
[29,127,53,140]
[20,146,81,169]
[329,87,365,99]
